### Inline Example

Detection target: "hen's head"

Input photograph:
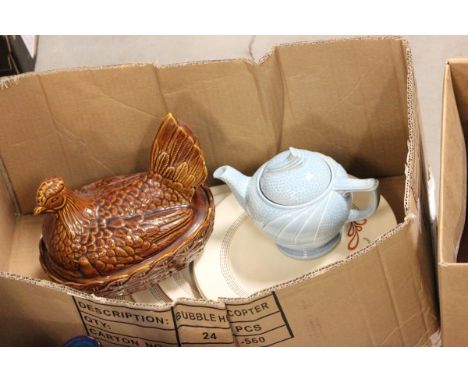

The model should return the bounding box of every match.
[34,177,67,215]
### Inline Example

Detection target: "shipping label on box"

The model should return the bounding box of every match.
[72,292,293,347]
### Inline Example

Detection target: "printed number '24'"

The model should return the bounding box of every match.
[202,332,217,340]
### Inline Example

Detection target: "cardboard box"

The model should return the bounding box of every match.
[0,37,438,346]
[439,59,468,345]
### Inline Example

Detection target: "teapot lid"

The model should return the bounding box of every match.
[259,148,332,206]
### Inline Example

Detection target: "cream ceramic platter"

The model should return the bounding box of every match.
[193,190,397,300]
[131,185,230,304]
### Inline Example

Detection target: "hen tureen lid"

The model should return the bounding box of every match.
[259,147,332,206]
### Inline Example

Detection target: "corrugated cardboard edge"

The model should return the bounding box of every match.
[402,39,420,216]
[0,36,406,87]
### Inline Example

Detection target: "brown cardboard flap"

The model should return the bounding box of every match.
[271,217,436,346]
[0,276,84,346]
[0,38,410,214]
[271,40,408,178]
[379,175,406,223]
[0,214,436,346]
[439,63,467,263]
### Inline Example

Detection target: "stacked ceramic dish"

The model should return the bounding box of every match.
[131,183,396,303]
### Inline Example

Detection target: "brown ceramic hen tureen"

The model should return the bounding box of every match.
[34,113,214,297]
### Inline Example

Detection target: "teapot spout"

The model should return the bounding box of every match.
[213,165,250,208]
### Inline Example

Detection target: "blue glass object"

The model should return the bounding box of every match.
[64,335,101,347]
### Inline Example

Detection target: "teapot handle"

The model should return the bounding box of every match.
[333,178,380,222]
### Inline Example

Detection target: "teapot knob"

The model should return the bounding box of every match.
[288,147,301,159]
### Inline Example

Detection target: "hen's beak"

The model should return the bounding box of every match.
[33,206,46,216]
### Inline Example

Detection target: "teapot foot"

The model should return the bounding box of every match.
[277,234,341,260]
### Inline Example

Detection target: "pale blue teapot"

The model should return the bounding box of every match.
[213,148,379,259]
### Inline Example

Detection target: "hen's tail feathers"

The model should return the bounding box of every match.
[150,113,208,199]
